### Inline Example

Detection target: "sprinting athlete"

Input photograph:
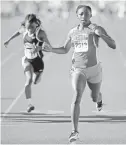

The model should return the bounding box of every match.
[43,5,116,142]
[4,14,51,113]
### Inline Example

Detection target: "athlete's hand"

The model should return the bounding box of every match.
[4,40,10,48]
[95,27,104,37]
[34,46,41,53]
[42,42,52,52]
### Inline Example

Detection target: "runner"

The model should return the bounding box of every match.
[43,5,116,142]
[4,14,51,113]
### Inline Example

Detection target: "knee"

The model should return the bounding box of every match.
[33,72,42,85]
[72,90,82,105]
[91,92,98,102]
[25,78,32,86]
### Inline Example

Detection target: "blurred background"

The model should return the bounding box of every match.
[1,0,126,19]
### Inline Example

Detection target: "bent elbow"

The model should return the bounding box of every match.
[64,48,69,54]
[65,49,69,54]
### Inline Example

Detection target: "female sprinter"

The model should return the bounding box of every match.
[43,5,116,142]
[4,14,51,113]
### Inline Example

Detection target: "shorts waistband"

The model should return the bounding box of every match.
[72,62,101,70]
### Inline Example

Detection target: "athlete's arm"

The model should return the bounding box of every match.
[4,26,24,48]
[4,31,21,48]
[95,26,116,49]
[43,29,72,53]
[51,37,71,54]
[51,30,72,54]
[38,30,52,52]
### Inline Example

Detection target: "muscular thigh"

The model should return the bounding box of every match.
[71,71,87,93]
[87,81,101,94]
[22,56,33,73]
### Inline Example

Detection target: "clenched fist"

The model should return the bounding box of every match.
[95,26,105,37]
[4,40,10,48]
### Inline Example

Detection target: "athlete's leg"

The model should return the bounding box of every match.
[32,71,43,84]
[87,81,102,111]
[24,65,36,112]
[24,67,33,100]
[87,63,103,111]
[32,56,44,84]
[87,81,102,103]
[70,71,86,133]
[22,56,34,112]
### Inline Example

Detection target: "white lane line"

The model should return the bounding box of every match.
[1,53,16,67]
[0,124,22,127]
[47,110,64,114]
[92,110,126,115]
[2,88,25,118]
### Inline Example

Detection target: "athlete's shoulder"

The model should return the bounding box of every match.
[90,23,106,30]
[38,28,44,35]
[88,23,99,31]
[69,26,78,33]
[38,29,47,38]
[37,26,47,41]
[68,26,78,37]
[18,25,26,34]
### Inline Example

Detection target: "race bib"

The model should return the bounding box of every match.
[24,43,37,59]
[74,34,89,53]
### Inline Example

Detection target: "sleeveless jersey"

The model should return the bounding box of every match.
[68,23,99,68]
[19,26,44,59]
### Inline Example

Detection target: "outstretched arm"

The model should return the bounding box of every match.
[4,31,21,47]
[95,26,116,49]
[43,34,71,54]
[43,29,72,54]
[51,38,71,54]
[38,30,52,52]
[4,26,24,48]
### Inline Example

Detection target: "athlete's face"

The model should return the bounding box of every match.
[25,21,37,33]
[77,7,92,24]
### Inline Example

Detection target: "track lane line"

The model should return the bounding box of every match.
[1,53,16,67]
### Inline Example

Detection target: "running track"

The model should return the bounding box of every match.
[1,13,126,144]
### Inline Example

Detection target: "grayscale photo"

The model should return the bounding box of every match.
[1,0,126,144]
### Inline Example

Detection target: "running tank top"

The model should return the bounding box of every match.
[69,23,99,68]
[19,26,44,59]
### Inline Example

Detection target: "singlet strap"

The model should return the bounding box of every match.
[88,23,98,32]
[36,25,45,42]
